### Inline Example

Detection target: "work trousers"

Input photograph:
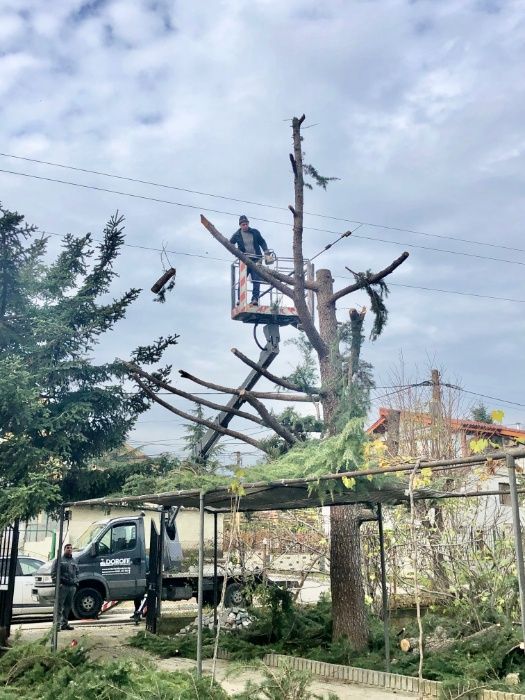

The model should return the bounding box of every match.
[58,584,76,627]
[247,256,262,301]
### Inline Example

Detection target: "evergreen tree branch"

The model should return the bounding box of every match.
[231,346,322,396]
[302,163,340,190]
[79,213,126,297]
[329,251,409,303]
[132,376,267,452]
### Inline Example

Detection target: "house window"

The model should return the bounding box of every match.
[499,482,511,506]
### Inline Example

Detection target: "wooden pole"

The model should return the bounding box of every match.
[507,454,525,653]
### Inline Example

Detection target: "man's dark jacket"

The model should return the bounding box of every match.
[230,227,269,257]
[51,556,80,586]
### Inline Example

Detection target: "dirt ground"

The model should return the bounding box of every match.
[11,607,415,699]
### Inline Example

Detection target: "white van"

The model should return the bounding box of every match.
[0,555,51,615]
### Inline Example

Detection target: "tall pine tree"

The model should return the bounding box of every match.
[0,205,177,527]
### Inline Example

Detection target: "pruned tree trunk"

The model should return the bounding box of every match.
[131,112,409,655]
[386,409,401,457]
[316,267,369,648]
[330,505,368,648]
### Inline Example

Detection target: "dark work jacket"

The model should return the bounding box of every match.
[230,227,268,257]
[51,555,80,586]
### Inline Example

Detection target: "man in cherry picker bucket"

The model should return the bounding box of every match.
[230,215,273,305]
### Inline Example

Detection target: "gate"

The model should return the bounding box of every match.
[0,520,20,643]
[145,520,160,633]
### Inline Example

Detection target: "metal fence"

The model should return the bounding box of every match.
[0,520,20,641]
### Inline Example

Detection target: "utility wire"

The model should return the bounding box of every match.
[370,381,525,409]
[42,227,525,304]
[2,166,525,268]
[2,151,524,255]
[337,281,525,305]
[386,282,525,305]
[40,226,525,306]
[442,384,525,409]
[310,226,360,262]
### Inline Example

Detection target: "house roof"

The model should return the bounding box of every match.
[367,407,525,441]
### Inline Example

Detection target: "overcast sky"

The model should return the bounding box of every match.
[1,0,524,465]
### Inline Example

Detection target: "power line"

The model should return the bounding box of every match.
[2,166,525,268]
[2,150,524,255]
[445,385,525,409]
[44,227,525,303]
[31,228,525,308]
[370,381,525,409]
[350,232,525,268]
[17,223,525,308]
[387,282,525,304]
[338,279,525,305]
[37,231,525,307]
[310,227,358,262]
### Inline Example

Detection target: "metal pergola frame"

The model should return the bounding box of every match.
[57,447,525,676]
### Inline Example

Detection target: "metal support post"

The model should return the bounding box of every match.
[157,509,165,622]
[377,503,390,672]
[196,491,205,677]
[195,324,280,460]
[213,512,218,627]
[507,454,525,652]
[51,506,65,652]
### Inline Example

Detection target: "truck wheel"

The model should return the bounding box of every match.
[224,583,249,608]
[73,587,103,619]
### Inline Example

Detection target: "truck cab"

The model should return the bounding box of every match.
[34,515,147,618]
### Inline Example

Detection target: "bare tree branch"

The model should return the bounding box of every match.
[290,117,328,358]
[179,369,317,401]
[132,376,268,453]
[124,361,268,428]
[289,153,298,178]
[330,251,409,304]
[200,215,295,298]
[231,347,322,396]
[242,393,298,446]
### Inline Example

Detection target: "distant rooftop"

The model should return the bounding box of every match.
[367,407,525,441]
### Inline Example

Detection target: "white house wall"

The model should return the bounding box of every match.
[19,505,223,561]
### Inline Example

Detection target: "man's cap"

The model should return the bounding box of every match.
[239,215,249,224]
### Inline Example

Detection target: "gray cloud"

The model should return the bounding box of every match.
[1,0,524,461]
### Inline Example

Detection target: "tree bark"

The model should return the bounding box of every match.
[316,268,369,649]
[348,308,366,386]
[386,409,401,457]
[193,113,408,652]
[330,505,369,648]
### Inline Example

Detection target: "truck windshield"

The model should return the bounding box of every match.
[73,523,107,550]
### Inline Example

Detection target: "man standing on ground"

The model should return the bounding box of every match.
[230,215,270,305]
[52,543,79,630]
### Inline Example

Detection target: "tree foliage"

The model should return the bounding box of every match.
[0,205,177,527]
[180,404,224,472]
[470,403,494,424]
[282,334,319,392]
